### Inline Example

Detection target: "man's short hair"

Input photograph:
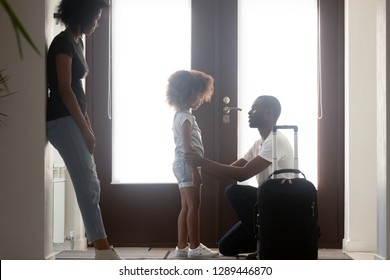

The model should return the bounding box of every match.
[257,95,281,122]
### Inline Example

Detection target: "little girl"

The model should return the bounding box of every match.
[166,70,218,258]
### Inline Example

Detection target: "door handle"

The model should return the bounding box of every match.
[223,106,242,114]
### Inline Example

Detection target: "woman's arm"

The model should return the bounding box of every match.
[56,53,96,153]
[85,113,93,130]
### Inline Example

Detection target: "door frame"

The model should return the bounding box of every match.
[317,0,345,248]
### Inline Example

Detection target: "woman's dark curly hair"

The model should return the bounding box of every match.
[56,0,109,31]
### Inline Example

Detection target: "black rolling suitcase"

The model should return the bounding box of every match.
[255,125,318,260]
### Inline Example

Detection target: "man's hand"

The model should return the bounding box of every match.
[184,151,203,167]
[192,168,203,187]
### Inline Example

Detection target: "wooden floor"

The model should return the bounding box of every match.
[55,247,353,260]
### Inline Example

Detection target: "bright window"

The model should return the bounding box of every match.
[111,0,191,183]
[238,0,318,185]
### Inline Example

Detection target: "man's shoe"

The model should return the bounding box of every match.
[245,252,258,260]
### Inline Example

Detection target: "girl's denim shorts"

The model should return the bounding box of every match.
[172,160,200,188]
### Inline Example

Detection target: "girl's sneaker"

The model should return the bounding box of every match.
[187,243,219,258]
[174,245,189,258]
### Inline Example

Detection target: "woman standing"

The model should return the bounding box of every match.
[46,0,122,260]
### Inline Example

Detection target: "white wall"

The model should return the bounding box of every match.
[376,0,390,260]
[344,0,377,252]
[344,0,390,259]
[0,0,53,259]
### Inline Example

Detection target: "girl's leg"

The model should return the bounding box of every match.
[177,188,189,248]
[179,182,218,258]
[181,185,201,249]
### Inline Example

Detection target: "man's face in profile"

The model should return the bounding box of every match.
[248,97,268,128]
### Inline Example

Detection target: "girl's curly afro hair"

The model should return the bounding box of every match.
[166,70,214,111]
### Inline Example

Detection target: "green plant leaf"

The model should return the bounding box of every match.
[0,69,15,127]
[1,0,41,127]
[0,0,41,58]
[0,69,18,97]
[0,69,10,93]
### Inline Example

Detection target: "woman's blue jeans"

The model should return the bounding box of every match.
[47,116,107,243]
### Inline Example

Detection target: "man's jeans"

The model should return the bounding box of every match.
[218,184,258,256]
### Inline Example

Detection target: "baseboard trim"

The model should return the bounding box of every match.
[343,238,376,252]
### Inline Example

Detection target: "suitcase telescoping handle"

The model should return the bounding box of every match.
[272,125,298,176]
